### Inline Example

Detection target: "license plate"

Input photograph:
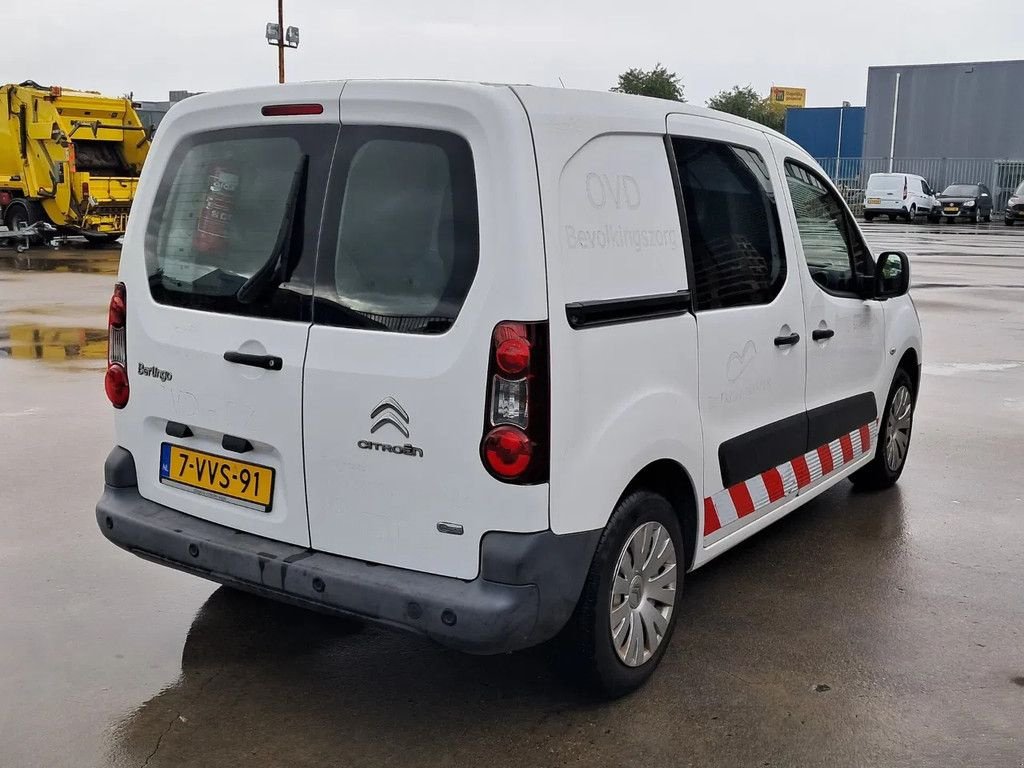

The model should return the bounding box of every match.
[867,198,881,205]
[159,443,275,512]
[944,207,958,213]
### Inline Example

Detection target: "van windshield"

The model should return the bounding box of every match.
[942,184,979,197]
[145,125,338,321]
[868,174,904,191]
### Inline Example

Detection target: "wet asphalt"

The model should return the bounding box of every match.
[1,223,1023,767]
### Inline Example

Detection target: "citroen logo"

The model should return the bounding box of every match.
[370,397,410,438]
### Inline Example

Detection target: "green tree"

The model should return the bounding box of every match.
[611,64,685,102]
[706,85,784,132]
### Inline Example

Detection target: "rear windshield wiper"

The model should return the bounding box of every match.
[236,154,309,305]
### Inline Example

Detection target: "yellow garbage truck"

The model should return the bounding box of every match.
[0,81,151,242]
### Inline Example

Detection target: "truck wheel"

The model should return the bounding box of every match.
[864,212,875,222]
[559,490,682,698]
[3,199,35,232]
[850,367,915,490]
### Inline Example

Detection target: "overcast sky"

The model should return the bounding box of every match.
[8,2,1024,106]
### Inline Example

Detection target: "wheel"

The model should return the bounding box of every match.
[850,368,915,490]
[864,213,875,222]
[3,199,34,232]
[983,213,991,223]
[559,490,682,698]
[971,212,979,224]
[1005,218,1015,226]
[906,205,917,223]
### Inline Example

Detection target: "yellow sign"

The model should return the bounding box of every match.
[770,86,806,109]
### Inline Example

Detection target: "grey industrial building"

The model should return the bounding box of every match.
[863,59,1024,160]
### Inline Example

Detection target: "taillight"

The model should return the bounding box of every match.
[106,282,128,408]
[481,320,549,483]
[81,181,90,201]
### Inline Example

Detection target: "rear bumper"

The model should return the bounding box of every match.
[96,447,599,654]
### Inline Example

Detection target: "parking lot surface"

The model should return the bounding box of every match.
[2,223,1023,767]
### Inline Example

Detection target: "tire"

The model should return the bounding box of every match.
[3,199,34,232]
[905,205,917,223]
[559,490,683,698]
[1005,218,1015,227]
[971,212,979,224]
[864,213,875,222]
[983,213,992,223]
[850,367,915,490]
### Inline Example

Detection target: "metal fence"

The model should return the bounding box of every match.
[814,157,1024,216]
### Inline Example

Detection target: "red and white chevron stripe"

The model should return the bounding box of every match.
[703,421,879,538]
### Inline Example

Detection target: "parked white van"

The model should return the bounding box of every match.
[863,172,940,223]
[96,81,922,697]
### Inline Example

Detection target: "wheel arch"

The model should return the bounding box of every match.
[621,458,699,572]
[897,346,921,398]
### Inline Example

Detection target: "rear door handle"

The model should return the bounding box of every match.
[774,332,801,347]
[812,328,835,341]
[223,351,283,371]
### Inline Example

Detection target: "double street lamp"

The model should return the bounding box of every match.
[266,0,299,84]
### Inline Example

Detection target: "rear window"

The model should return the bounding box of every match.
[145,125,338,320]
[313,126,479,335]
[868,174,904,191]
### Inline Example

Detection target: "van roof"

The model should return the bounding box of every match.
[178,79,803,151]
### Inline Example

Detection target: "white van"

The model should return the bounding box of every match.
[96,81,922,697]
[863,172,940,223]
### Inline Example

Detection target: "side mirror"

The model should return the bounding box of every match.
[875,251,910,299]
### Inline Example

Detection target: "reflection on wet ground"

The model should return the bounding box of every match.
[0,248,118,366]
[3,225,1024,767]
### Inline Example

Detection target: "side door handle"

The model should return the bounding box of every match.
[812,328,835,341]
[223,351,283,371]
[774,332,801,347]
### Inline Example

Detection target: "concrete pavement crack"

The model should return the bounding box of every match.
[139,714,177,768]
[138,670,221,767]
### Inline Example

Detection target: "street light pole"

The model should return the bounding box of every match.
[277,0,285,84]
[266,3,299,84]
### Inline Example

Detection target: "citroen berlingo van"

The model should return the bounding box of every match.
[97,81,922,697]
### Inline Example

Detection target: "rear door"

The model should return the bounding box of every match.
[667,115,807,547]
[301,82,548,580]
[118,86,342,546]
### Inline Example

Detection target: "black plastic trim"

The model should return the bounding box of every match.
[806,392,877,449]
[97,447,600,655]
[565,290,690,329]
[719,412,808,488]
[717,392,878,486]
[165,421,193,438]
[221,435,254,453]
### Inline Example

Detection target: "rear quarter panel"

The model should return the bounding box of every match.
[513,88,701,537]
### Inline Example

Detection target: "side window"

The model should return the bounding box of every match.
[784,160,873,297]
[671,137,786,311]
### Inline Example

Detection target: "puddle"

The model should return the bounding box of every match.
[0,324,107,363]
[0,249,121,275]
[923,362,1022,377]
